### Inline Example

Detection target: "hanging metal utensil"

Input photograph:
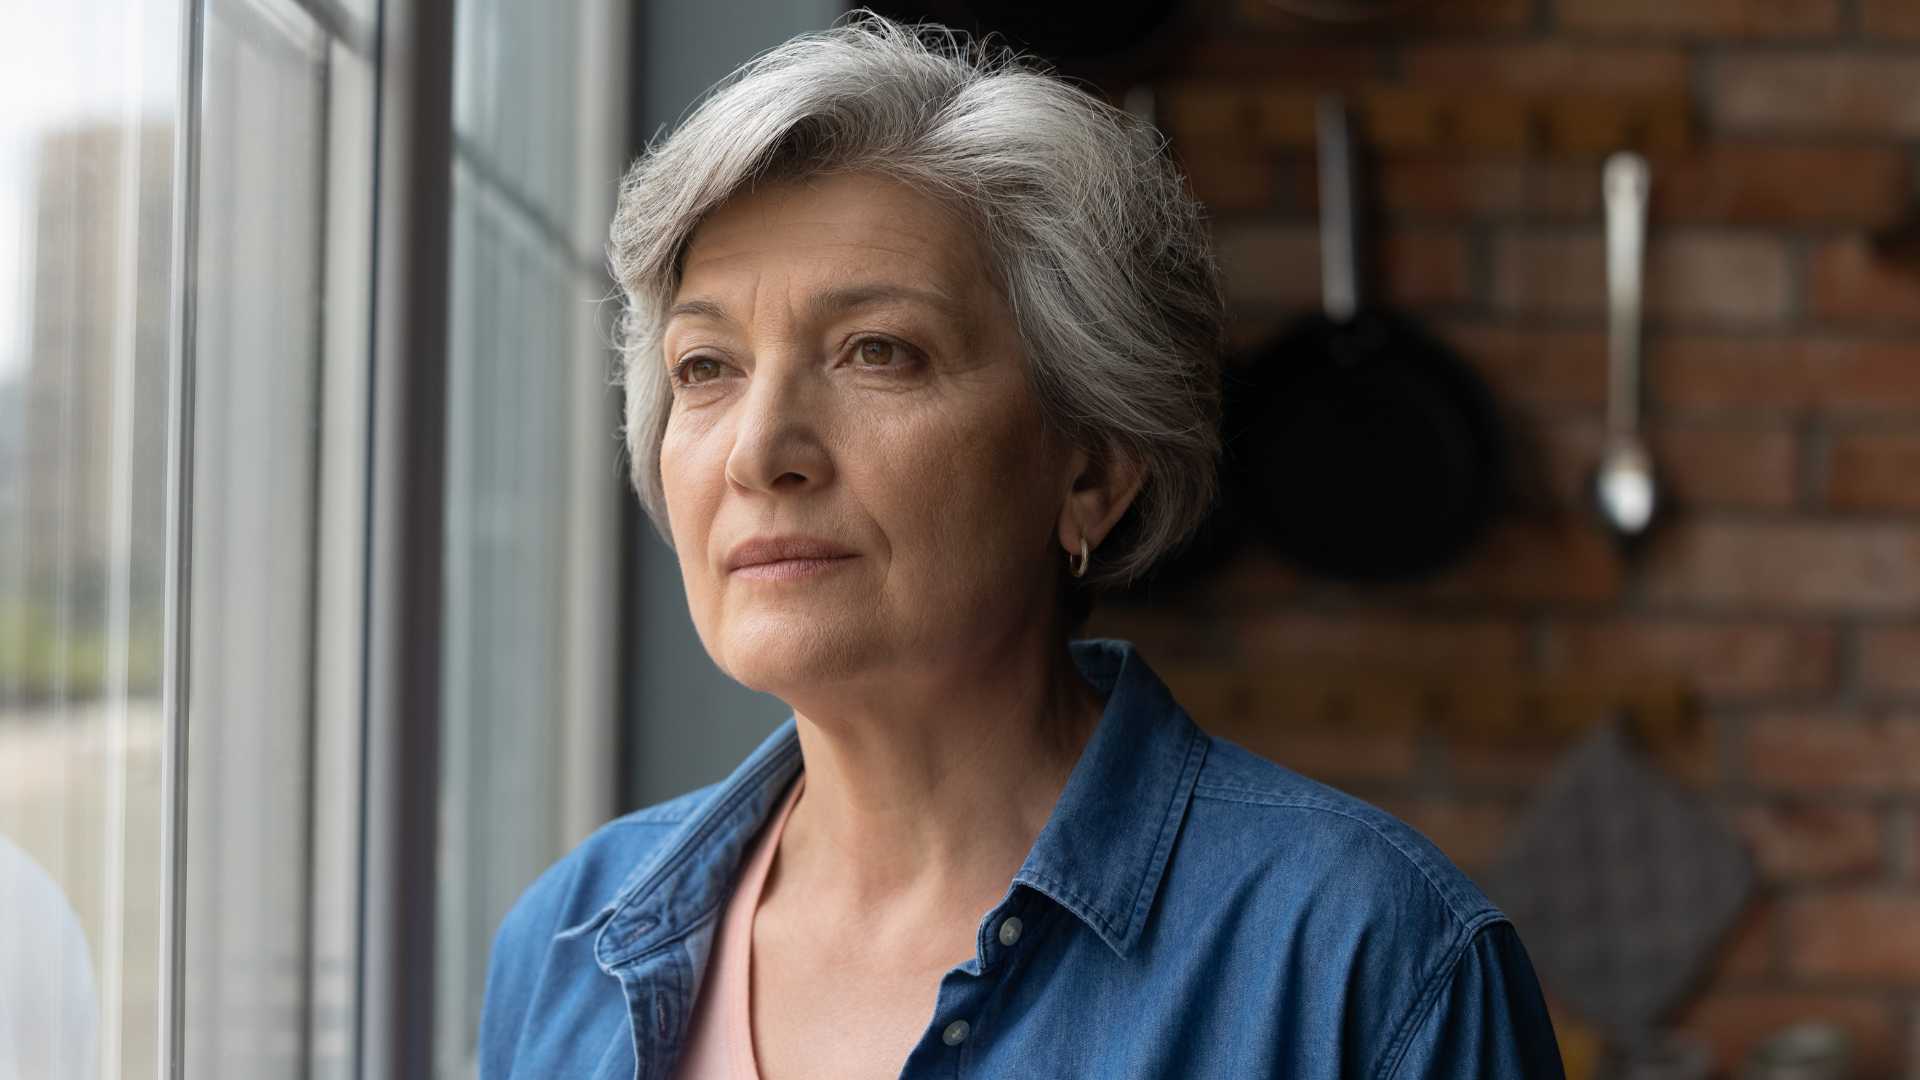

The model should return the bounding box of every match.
[1592,152,1661,547]
[1227,96,1505,583]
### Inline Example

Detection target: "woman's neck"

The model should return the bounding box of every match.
[770,637,1105,933]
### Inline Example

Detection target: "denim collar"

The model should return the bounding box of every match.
[564,638,1209,971]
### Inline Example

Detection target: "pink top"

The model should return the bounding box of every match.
[675,771,806,1080]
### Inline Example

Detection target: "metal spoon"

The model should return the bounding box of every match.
[1592,151,1659,545]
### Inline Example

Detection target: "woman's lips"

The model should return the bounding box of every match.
[729,555,857,581]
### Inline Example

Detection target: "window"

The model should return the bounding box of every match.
[434,0,626,1073]
[0,1,625,1076]
[0,2,184,1075]
[181,0,377,1074]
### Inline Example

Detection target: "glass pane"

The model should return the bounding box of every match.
[183,0,326,1073]
[181,0,376,1074]
[0,1,181,1077]
[437,0,626,1074]
[308,31,376,1080]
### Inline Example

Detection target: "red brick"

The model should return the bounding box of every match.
[1910,1005,1920,1077]
[1720,799,1883,882]
[1713,53,1920,136]
[1674,991,1901,1079]
[1652,336,1920,417]
[1192,546,1307,605]
[1224,311,1289,353]
[1492,230,1792,325]
[1440,736,1570,786]
[1745,711,1920,792]
[1214,223,1473,310]
[1559,0,1842,36]
[1785,892,1920,983]
[1255,152,1337,218]
[1214,722,1419,784]
[1647,144,1913,227]
[1373,145,1902,226]
[1238,612,1526,670]
[1809,237,1920,325]
[1215,223,1320,309]
[1510,413,1604,509]
[1906,807,1920,883]
[1183,674,1422,784]
[1155,660,1427,721]
[1161,85,1317,146]
[1361,88,1533,153]
[1084,610,1212,665]
[1382,228,1474,308]
[1377,157,1598,221]
[1180,151,1283,213]
[1863,0,1920,38]
[1443,718,1719,788]
[1540,998,1608,1071]
[1163,84,1689,155]
[1860,625,1920,697]
[1828,431,1920,511]
[1402,43,1690,92]
[1654,424,1799,510]
[1417,517,1626,604]
[1711,899,1780,980]
[1525,416,1798,512]
[1542,619,1836,701]
[1367,797,1517,870]
[1649,723,1727,789]
[1232,0,1531,33]
[1159,42,1388,84]
[1641,522,1920,613]
[1434,323,1608,411]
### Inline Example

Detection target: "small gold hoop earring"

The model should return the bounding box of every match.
[1069,536,1090,579]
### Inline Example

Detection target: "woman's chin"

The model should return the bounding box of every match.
[709,610,879,694]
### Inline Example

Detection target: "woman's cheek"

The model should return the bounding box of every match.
[660,424,724,565]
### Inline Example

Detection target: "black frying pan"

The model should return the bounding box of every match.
[1228,98,1504,584]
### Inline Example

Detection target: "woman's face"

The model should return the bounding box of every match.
[659,170,1077,696]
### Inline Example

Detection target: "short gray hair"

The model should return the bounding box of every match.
[609,12,1225,588]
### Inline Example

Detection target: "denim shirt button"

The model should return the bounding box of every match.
[997,916,1023,947]
[942,1019,970,1046]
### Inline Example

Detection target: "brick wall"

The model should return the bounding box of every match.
[1088,0,1920,1074]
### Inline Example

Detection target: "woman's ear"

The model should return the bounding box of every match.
[1057,443,1145,557]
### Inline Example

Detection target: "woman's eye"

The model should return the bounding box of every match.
[677,356,723,384]
[854,338,909,368]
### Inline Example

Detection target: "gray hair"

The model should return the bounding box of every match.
[608,12,1225,588]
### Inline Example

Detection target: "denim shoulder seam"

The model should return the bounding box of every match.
[610,809,693,827]
[1370,915,1511,1080]
[1191,783,1495,930]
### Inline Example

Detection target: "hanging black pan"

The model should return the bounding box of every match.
[1227,97,1505,583]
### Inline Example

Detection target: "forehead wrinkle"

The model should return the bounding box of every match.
[668,180,1002,348]
[666,255,763,332]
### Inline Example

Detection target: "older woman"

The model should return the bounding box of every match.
[480,15,1563,1080]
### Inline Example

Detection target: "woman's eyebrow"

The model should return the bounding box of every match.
[665,282,966,329]
[666,297,732,324]
[807,282,965,324]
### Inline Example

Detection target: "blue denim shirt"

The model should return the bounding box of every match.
[480,639,1564,1079]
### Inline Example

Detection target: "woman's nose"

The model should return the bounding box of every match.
[723,358,834,496]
